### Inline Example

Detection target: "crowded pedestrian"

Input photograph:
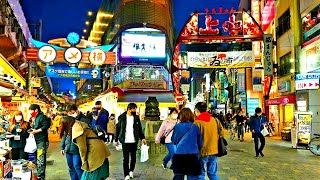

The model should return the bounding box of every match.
[107,114,116,144]
[92,101,109,133]
[171,108,202,180]
[231,110,246,141]
[72,120,111,180]
[52,113,62,134]
[194,102,222,180]
[115,103,147,180]
[8,110,30,160]
[29,104,51,180]
[249,107,267,158]
[155,108,178,169]
[60,105,84,180]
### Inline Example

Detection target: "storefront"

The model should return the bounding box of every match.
[266,94,296,135]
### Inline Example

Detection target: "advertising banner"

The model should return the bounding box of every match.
[295,112,312,143]
[263,34,273,75]
[299,40,320,73]
[295,73,320,90]
[120,79,166,89]
[45,66,101,79]
[247,98,259,115]
[237,69,245,92]
[187,51,254,68]
[252,69,263,91]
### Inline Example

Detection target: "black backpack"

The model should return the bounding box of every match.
[90,125,107,142]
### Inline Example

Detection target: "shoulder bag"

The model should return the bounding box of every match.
[214,118,228,157]
[160,121,176,145]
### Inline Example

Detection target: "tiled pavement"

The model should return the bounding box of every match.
[46,132,320,180]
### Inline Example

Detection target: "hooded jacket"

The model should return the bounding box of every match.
[194,112,223,157]
[72,121,111,172]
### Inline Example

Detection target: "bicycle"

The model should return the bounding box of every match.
[309,134,320,156]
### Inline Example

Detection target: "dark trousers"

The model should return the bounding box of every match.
[122,143,138,177]
[12,148,28,160]
[66,153,83,180]
[237,125,244,140]
[253,132,265,156]
[36,141,47,179]
[106,133,115,143]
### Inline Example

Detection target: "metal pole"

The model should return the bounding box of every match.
[39,19,42,41]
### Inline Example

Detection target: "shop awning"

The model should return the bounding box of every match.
[117,93,177,108]
[266,94,296,106]
[0,53,26,87]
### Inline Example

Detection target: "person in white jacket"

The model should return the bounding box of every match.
[155,108,178,169]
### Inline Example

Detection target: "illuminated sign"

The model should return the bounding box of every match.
[67,32,80,45]
[187,51,254,68]
[46,66,101,79]
[38,45,56,63]
[89,49,106,66]
[64,47,82,64]
[300,39,320,73]
[295,73,320,90]
[263,34,273,75]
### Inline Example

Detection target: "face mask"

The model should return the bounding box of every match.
[70,112,77,118]
[96,106,102,110]
[131,112,136,116]
[15,116,22,121]
[171,114,178,119]
[30,111,38,118]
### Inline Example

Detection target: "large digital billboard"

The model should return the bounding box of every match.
[120,28,166,65]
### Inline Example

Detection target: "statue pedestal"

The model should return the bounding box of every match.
[144,120,162,140]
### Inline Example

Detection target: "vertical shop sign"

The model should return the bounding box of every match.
[252,69,263,91]
[238,69,245,92]
[247,98,260,115]
[263,34,273,75]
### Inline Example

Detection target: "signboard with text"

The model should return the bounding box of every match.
[263,34,273,75]
[187,51,254,68]
[119,79,166,89]
[295,73,320,90]
[247,98,259,115]
[237,69,245,92]
[252,68,262,92]
[45,66,101,79]
[295,112,312,143]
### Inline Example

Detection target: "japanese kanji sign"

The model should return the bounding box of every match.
[263,34,273,75]
[45,66,101,79]
[38,45,56,63]
[89,49,106,66]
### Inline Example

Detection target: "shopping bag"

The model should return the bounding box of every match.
[115,144,122,151]
[140,144,149,162]
[24,134,37,153]
[261,126,269,136]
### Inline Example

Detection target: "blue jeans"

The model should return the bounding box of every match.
[163,143,176,167]
[199,155,219,180]
[173,174,199,180]
[66,153,83,180]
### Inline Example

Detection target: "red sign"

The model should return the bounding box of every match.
[266,95,296,106]
[176,93,183,102]
[261,0,276,32]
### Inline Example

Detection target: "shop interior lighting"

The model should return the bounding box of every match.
[290,69,295,73]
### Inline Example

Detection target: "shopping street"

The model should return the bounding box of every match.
[46,133,320,180]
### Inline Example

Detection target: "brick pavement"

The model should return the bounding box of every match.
[46,132,320,180]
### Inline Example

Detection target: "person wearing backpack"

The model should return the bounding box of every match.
[29,104,50,180]
[60,105,84,180]
[72,120,111,179]
[155,108,178,169]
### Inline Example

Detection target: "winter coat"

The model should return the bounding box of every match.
[194,112,223,157]
[155,118,176,144]
[72,121,111,172]
[33,112,50,143]
[115,112,145,144]
[9,123,30,149]
[171,122,202,154]
[249,114,267,133]
[60,133,79,154]
[107,119,116,134]
[92,109,109,132]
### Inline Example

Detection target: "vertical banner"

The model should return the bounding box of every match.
[252,68,263,91]
[237,69,245,92]
[263,34,274,75]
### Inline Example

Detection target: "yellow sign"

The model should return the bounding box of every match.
[89,49,106,66]
[119,79,166,89]
[117,102,176,108]
[31,78,41,87]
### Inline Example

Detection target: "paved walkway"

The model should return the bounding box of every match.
[46,132,320,180]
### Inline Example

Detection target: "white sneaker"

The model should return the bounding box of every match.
[129,171,134,178]
[125,175,130,180]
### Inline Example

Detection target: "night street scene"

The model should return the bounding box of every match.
[0,0,320,180]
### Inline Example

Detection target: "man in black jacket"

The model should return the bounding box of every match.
[29,104,50,180]
[115,103,146,180]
